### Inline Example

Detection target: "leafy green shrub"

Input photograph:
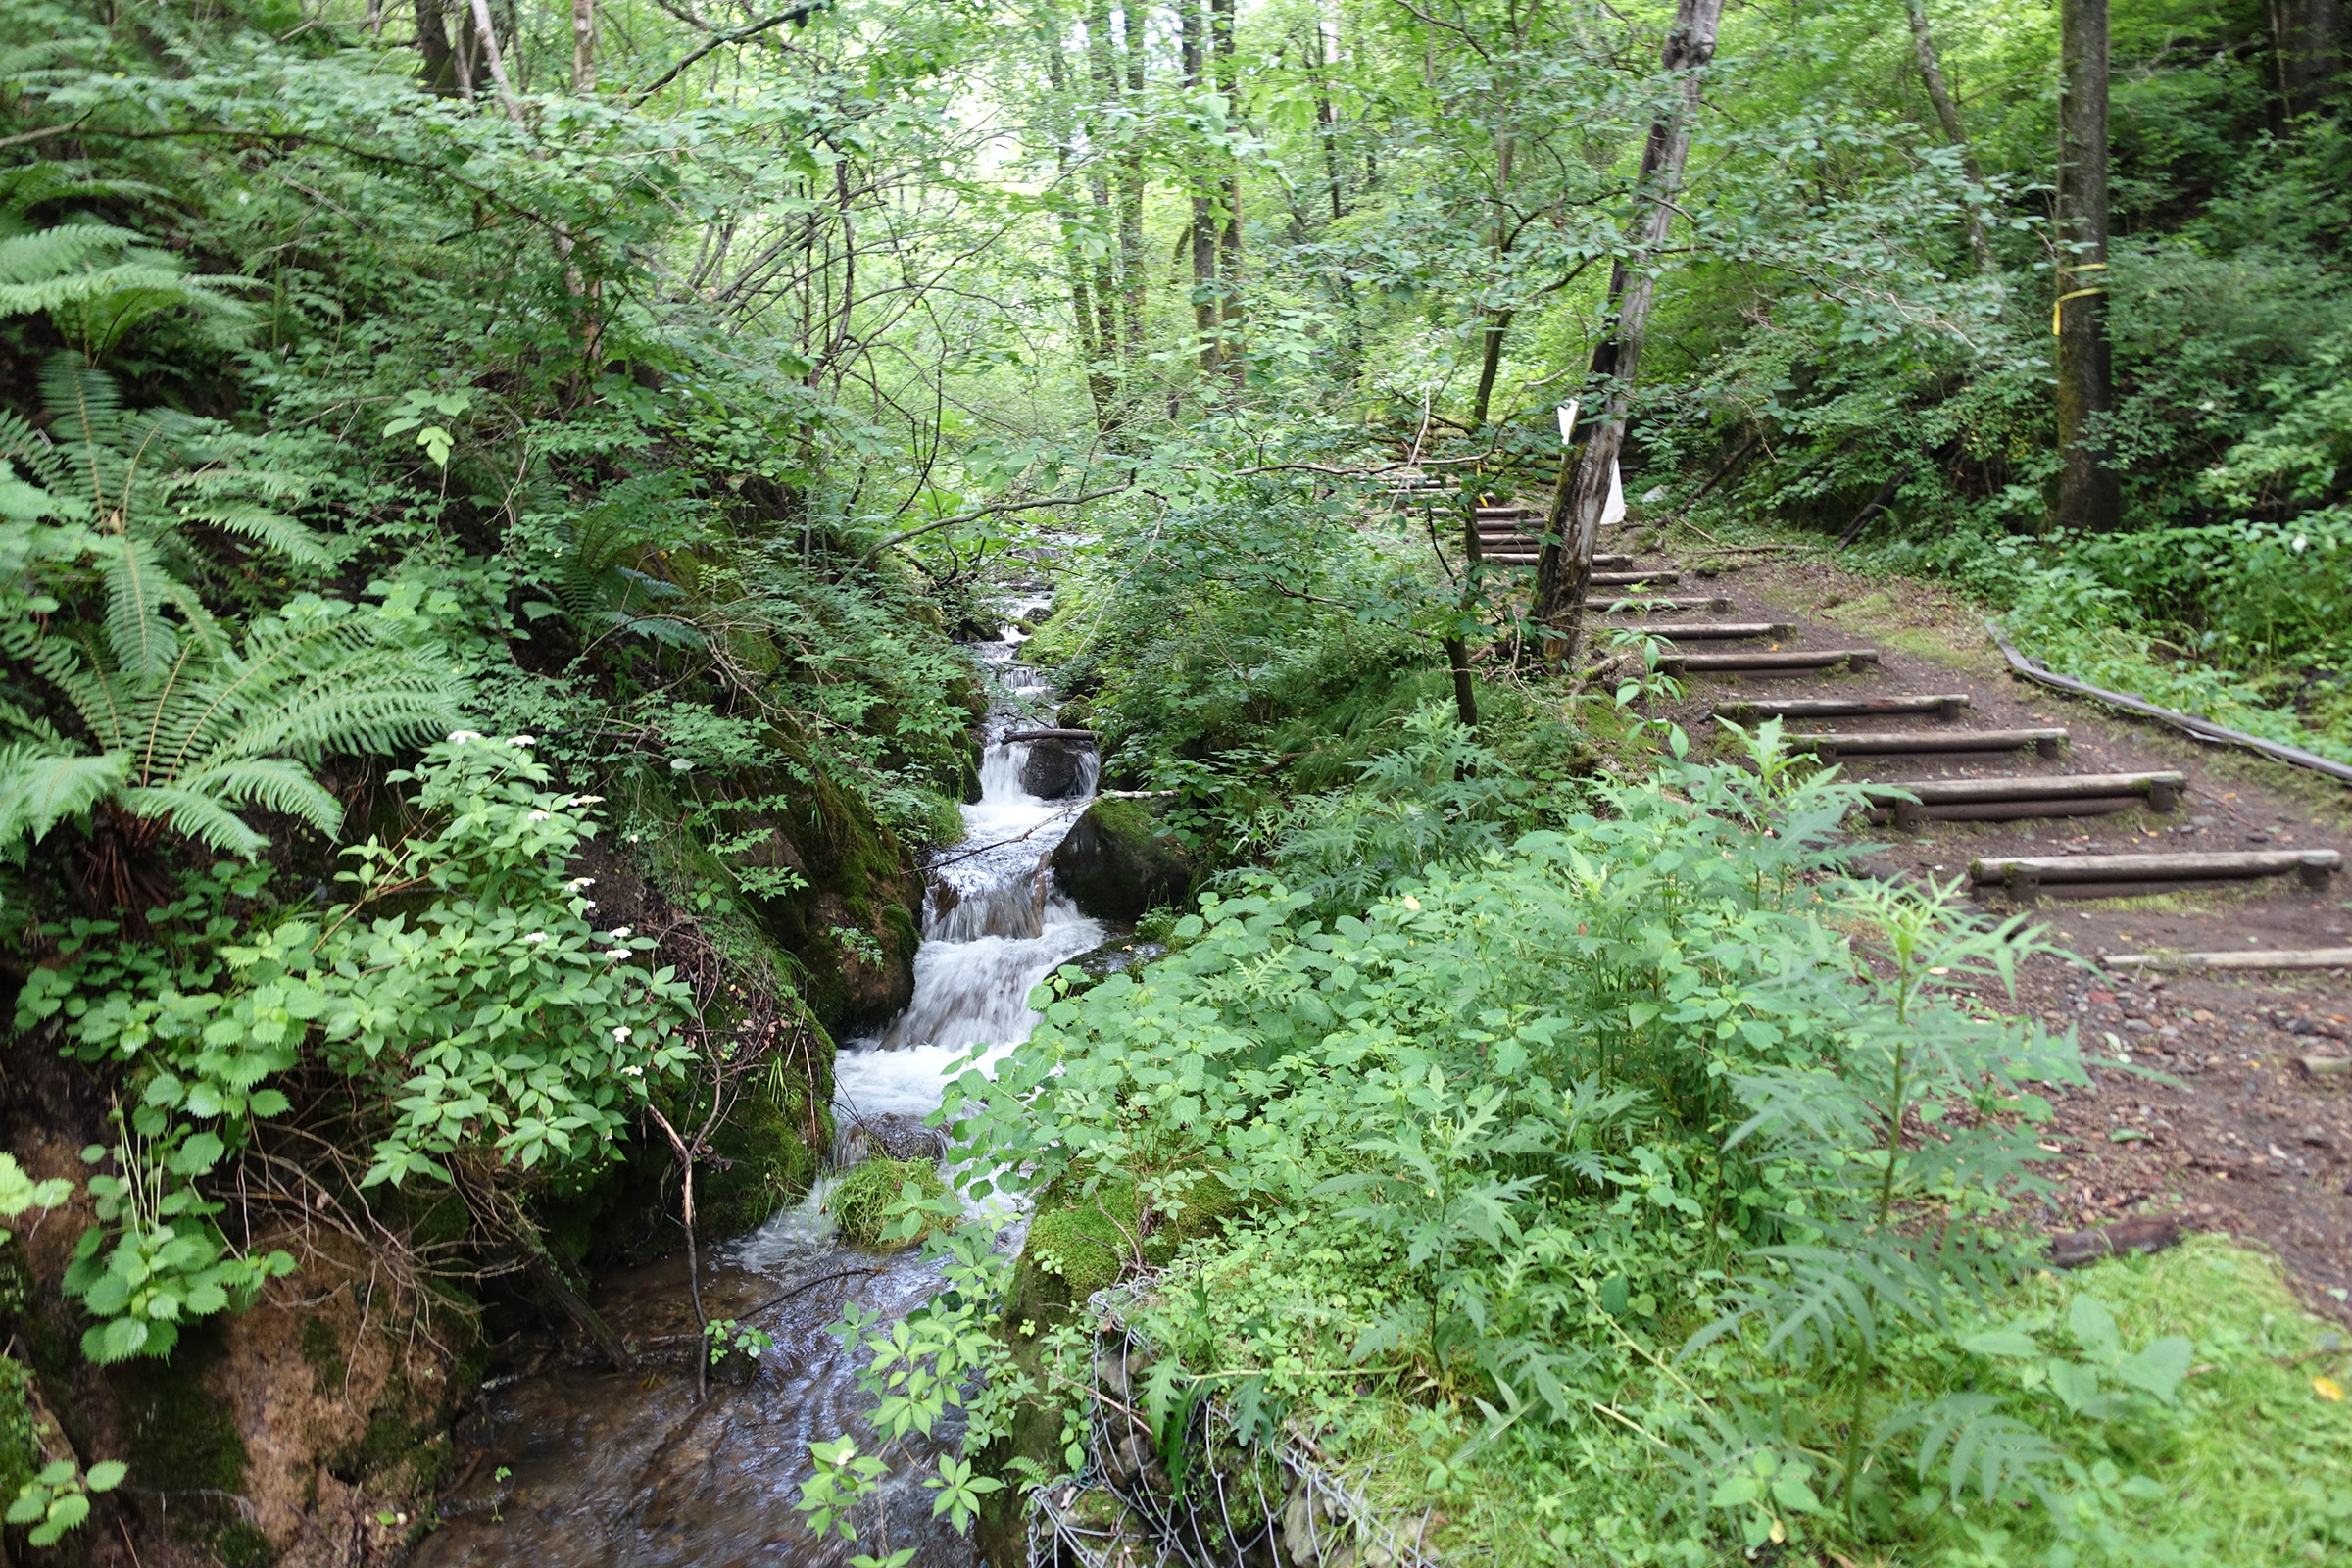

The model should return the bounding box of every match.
[17,734,696,1360]
[825,1156,948,1249]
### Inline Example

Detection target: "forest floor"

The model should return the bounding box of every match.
[1636,526,2352,1327]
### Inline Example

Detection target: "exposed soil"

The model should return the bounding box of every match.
[1624,529,2352,1326]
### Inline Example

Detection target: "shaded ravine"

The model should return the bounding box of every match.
[416,605,1098,1568]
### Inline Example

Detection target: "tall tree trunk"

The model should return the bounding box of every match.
[1184,2,1220,379]
[1470,132,1515,429]
[1047,26,1118,428]
[1213,0,1244,382]
[571,0,595,92]
[1533,0,1726,658]
[416,0,460,93]
[1117,0,1149,368]
[2055,0,2119,532]
[1469,310,1513,429]
[1904,0,1992,273]
[1084,1,1122,407]
[2275,0,2344,114]
[1311,18,1345,220]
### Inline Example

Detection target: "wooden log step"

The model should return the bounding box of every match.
[1002,727,1098,744]
[1971,849,2340,902]
[1788,727,2066,760]
[1609,621,1789,641]
[1718,694,1972,722]
[1865,771,2184,807]
[2102,947,2352,971]
[1865,770,2183,827]
[1593,554,1632,569]
[1868,797,2145,825]
[1661,649,1879,673]
[1600,597,1735,614]
[1592,571,1681,587]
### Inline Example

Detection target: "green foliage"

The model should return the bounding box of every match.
[17,734,695,1357]
[824,1155,948,1249]
[7,1455,125,1547]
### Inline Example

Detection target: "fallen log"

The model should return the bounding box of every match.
[2048,1216,2182,1269]
[1003,727,1099,744]
[2103,947,2352,971]
[1986,618,2352,788]
[1970,849,2340,898]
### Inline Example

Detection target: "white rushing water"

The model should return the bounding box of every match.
[835,620,1104,1122]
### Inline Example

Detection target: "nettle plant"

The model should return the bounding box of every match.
[17,733,693,1360]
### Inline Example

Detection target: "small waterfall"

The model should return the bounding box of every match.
[842,639,1104,1115]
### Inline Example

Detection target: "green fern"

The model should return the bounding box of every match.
[4,600,457,857]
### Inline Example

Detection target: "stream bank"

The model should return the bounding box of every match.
[414,598,1108,1568]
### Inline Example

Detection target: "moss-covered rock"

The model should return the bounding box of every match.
[1002,1170,1237,1337]
[1047,797,1193,922]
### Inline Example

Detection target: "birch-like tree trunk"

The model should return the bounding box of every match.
[1533,0,1726,660]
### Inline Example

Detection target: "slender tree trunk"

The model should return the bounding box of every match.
[1047,28,1117,428]
[1311,20,1345,220]
[1213,0,1244,382]
[1184,2,1220,379]
[1533,0,1726,658]
[1904,0,1992,273]
[2055,0,2119,532]
[466,0,529,127]
[1085,2,1123,408]
[571,0,595,92]
[1118,0,1149,368]
[1469,310,1513,429]
[1469,133,1515,429]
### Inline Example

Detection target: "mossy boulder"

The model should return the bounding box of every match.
[1047,797,1192,922]
[1003,1170,1238,1337]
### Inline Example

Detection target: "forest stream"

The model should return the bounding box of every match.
[413,607,1103,1568]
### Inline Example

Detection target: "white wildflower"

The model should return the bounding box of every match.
[2293,535,2310,554]
[447,729,482,743]
[509,734,535,746]
[565,877,596,891]
[523,931,548,944]
[668,758,693,772]
[527,810,551,822]
[575,794,606,805]
[621,1064,645,1078]
[612,1025,632,1042]
[607,949,631,961]
[610,926,632,939]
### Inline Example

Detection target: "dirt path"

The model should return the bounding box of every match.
[1610,529,2352,1324]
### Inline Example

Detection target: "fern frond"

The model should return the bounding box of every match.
[0,743,129,846]
[115,784,270,857]
[0,223,138,286]
[0,409,65,492]
[40,352,122,450]
[170,758,344,837]
[1887,1394,2067,1510]
[97,533,187,678]
[175,501,331,566]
